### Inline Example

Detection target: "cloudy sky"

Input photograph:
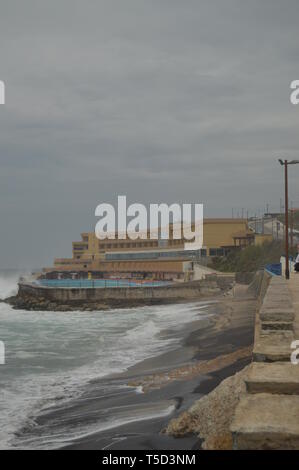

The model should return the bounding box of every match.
[0,0,299,268]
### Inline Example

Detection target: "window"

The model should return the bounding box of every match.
[209,248,224,257]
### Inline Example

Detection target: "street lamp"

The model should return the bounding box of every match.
[278,159,299,279]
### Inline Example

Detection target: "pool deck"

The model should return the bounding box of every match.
[35,279,172,289]
[7,275,235,311]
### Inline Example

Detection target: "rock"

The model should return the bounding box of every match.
[164,366,249,449]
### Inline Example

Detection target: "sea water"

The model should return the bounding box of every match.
[0,271,213,449]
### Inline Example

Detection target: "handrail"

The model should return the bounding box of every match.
[33,279,172,289]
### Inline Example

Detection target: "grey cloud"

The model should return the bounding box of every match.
[0,0,299,267]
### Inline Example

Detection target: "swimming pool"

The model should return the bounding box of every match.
[36,279,172,288]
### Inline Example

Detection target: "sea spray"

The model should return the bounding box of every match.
[0,287,213,449]
[0,272,22,299]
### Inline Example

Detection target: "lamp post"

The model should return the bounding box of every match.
[278,159,299,279]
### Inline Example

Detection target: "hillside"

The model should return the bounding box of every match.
[208,240,283,273]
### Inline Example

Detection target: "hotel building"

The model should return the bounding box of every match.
[43,219,271,281]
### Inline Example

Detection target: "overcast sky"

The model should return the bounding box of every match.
[0,0,299,268]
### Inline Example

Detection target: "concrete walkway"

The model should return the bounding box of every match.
[231,273,299,449]
[288,274,299,337]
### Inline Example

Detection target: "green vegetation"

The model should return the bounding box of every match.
[208,240,284,273]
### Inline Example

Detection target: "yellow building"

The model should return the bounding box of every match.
[43,218,258,280]
[254,233,273,246]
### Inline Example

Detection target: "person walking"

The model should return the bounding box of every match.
[295,253,299,272]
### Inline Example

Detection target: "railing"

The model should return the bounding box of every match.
[35,279,172,289]
[265,263,282,276]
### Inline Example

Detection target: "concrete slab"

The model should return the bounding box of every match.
[287,276,299,337]
[246,362,299,394]
[269,277,287,285]
[231,393,299,449]
[261,321,293,332]
[264,287,290,295]
[262,299,292,309]
[253,331,294,362]
[260,307,295,322]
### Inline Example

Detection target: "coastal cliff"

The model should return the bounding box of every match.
[165,366,249,449]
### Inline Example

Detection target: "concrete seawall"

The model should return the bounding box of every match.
[231,273,299,449]
[8,274,235,311]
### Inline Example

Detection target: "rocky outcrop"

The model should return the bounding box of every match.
[6,277,235,311]
[165,366,249,449]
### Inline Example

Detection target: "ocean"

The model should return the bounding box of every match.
[0,272,214,449]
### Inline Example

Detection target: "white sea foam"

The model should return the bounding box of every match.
[0,274,214,449]
[0,274,19,299]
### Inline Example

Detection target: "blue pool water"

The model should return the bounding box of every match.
[35,279,172,288]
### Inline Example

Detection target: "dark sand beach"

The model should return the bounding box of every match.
[14,286,256,450]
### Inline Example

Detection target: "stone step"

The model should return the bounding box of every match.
[260,307,294,322]
[253,331,294,362]
[269,277,287,285]
[261,321,293,332]
[264,288,290,297]
[246,362,299,394]
[262,300,293,311]
[231,393,299,449]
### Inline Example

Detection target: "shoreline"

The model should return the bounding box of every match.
[8,285,257,450]
[6,276,234,311]
[62,288,257,450]
[65,286,256,450]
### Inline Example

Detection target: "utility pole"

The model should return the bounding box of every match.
[278,159,299,279]
[284,161,289,279]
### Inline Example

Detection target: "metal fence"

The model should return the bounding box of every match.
[36,279,172,289]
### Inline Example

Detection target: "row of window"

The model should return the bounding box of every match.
[73,244,88,251]
[99,239,183,250]
[99,241,159,250]
[209,248,225,256]
[105,249,207,261]
[72,244,226,257]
